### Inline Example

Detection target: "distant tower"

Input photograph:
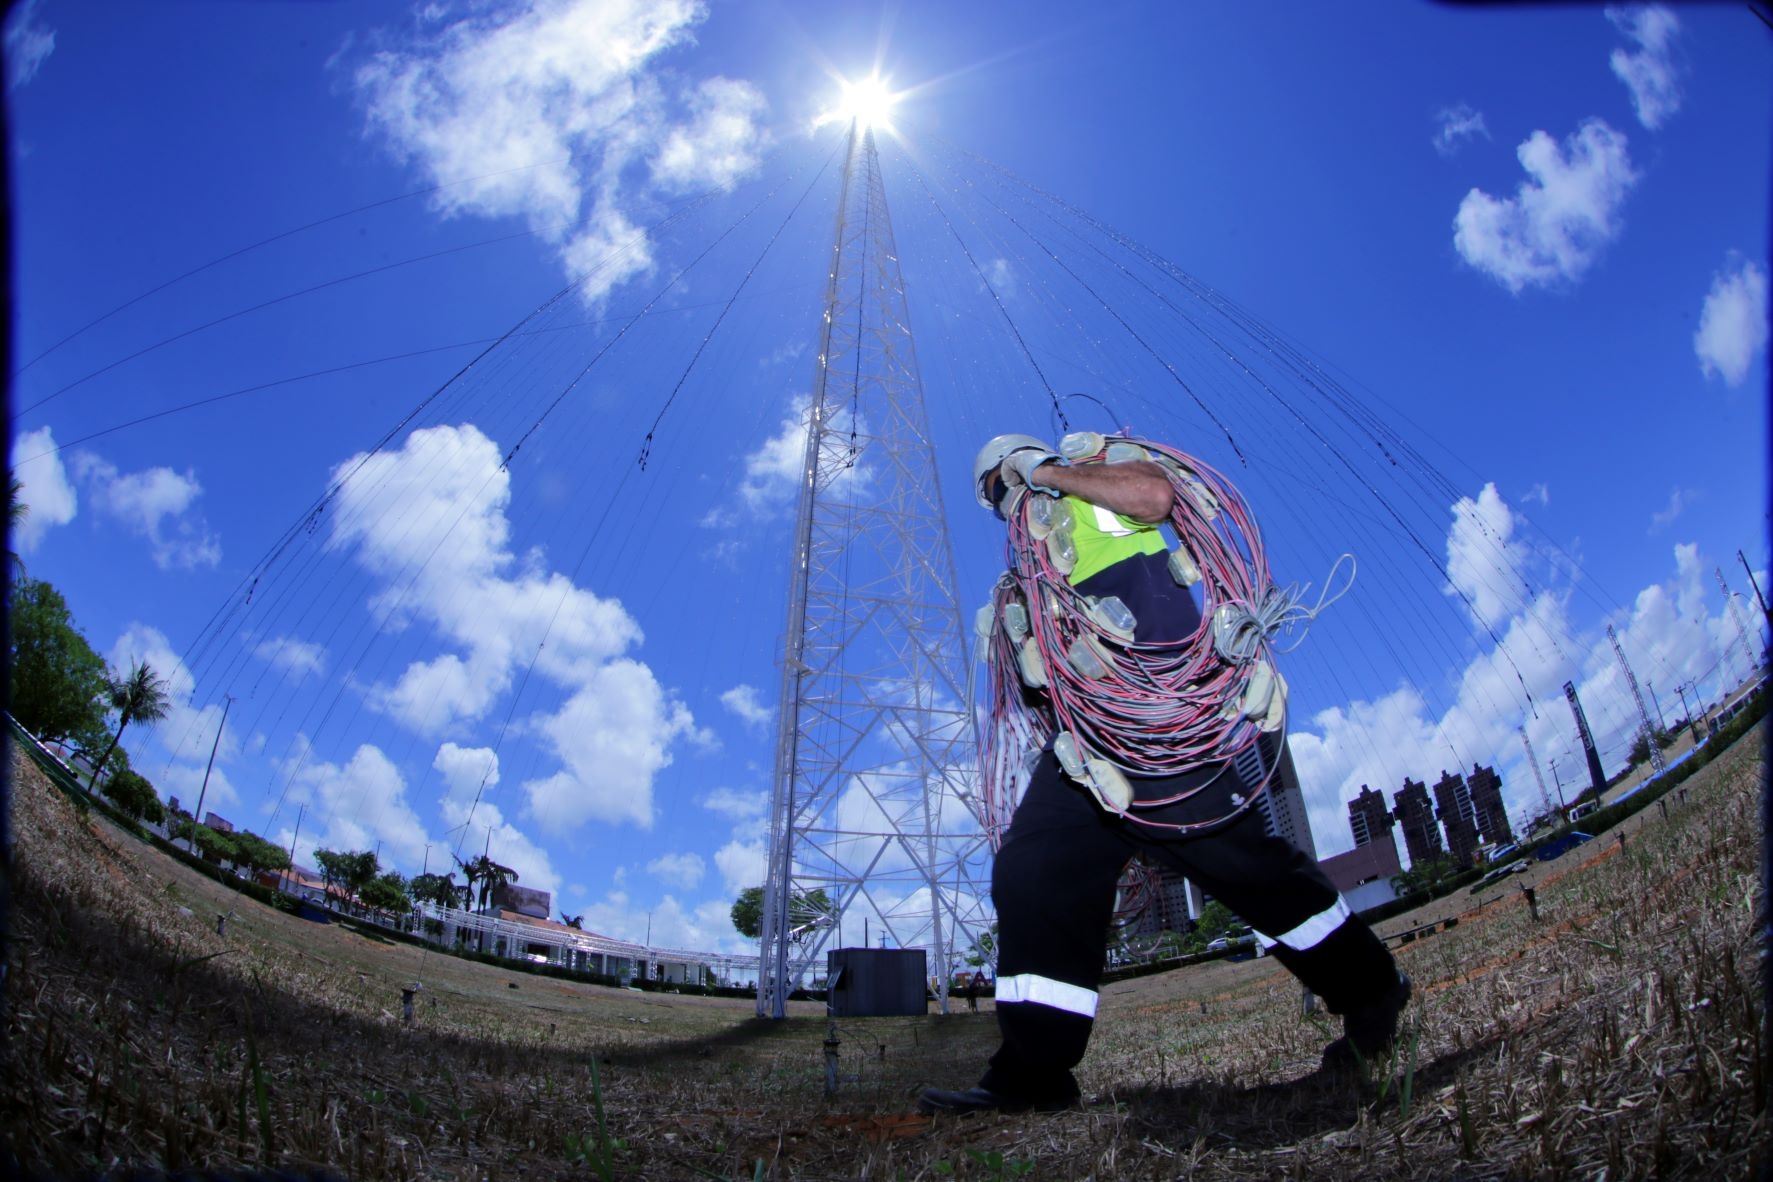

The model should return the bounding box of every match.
[1563,680,1608,795]
[1432,769,1480,867]
[1392,777,1443,865]
[1347,785,1394,849]
[1517,726,1554,820]
[1716,567,1759,681]
[1466,763,1514,845]
[758,122,989,1017]
[1606,624,1665,777]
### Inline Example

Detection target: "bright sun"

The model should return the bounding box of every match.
[818,73,900,131]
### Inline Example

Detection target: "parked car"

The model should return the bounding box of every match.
[1486,843,1520,864]
[1535,831,1595,862]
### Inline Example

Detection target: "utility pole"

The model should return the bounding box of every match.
[1646,681,1667,734]
[1740,549,1771,630]
[280,803,305,897]
[1607,626,1664,776]
[1549,758,1568,814]
[1676,682,1702,743]
[189,694,233,855]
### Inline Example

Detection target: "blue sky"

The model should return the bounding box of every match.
[7,1,1768,956]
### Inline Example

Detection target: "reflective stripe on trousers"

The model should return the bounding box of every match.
[995,972,1099,1018]
[1253,895,1352,952]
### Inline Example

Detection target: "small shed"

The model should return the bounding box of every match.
[826,947,927,1016]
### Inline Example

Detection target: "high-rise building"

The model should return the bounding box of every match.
[1433,769,1481,867]
[1163,736,1315,933]
[1347,784,1394,849]
[1466,762,1514,846]
[1393,777,1442,865]
[1236,735,1318,859]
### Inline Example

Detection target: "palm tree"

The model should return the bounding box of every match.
[455,855,483,913]
[9,475,27,581]
[470,855,519,910]
[561,913,584,930]
[88,660,172,791]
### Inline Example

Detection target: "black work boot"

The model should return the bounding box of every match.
[1321,972,1412,1072]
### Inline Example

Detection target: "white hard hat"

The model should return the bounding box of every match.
[972,433,1050,509]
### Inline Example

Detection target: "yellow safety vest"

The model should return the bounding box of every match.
[1064,495,1167,585]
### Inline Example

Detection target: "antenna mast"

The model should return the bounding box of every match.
[1606,624,1665,777]
[758,121,990,1018]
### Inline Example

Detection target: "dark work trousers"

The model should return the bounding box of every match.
[977,747,1399,1103]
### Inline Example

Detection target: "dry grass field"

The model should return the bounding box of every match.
[3,730,1765,1180]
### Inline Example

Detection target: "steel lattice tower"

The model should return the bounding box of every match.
[757,121,991,1018]
[1607,624,1665,776]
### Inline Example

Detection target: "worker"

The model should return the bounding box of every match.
[918,434,1409,1115]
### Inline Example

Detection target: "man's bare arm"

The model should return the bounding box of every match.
[1032,459,1174,523]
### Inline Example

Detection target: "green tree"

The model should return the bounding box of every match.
[731,886,764,938]
[101,768,165,824]
[1390,855,1458,898]
[730,886,833,940]
[231,831,291,877]
[1194,900,1238,942]
[409,872,462,911]
[174,819,239,865]
[360,871,410,914]
[964,923,999,969]
[7,578,109,748]
[314,848,382,909]
[88,659,173,791]
[462,854,518,910]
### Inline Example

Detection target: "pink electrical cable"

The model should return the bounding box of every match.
[977,436,1291,840]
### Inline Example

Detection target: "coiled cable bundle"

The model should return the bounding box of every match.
[975,434,1352,839]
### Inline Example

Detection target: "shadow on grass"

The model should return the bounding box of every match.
[1109,1039,1504,1152]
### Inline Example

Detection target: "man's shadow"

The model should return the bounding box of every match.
[1105,1037,1504,1151]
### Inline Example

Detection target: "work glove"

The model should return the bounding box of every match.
[998,447,1063,497]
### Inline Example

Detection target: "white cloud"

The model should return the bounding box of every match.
[1445,483,1530,630]
[1648,487,1696,533]
[323,421,702,834]
[522,658,700,829]
[71,453,221,570]
[8,426,77,552]
[701,784,766,820]
[984,257,1018,298]
[288,742,431,870]
[1522,483,1550,508]
[1433,104,1489,157]
[651,76,770,192]
[253,635,327,678]
[738,402,811,510]
[1607,5,1682,130]
[434,741,500,804]
[719,684,773,730]
[1693,256,1768,387]
[4,0,55,90]
[1294,512,1761,865]
[354,0,767,305]
[714,836,767,895]
[1453,119,1637,293]
[105,622,240,811]
[646,851,706,889]
[329,423,643,734]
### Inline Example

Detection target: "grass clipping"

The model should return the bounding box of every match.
[2,731,1766,1180]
